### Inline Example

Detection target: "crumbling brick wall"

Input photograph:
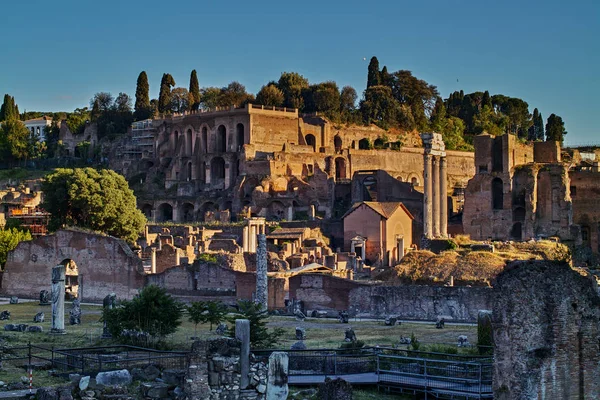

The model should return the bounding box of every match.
[493,260,600,399]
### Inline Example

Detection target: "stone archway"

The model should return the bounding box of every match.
[217,125,227,152]
[181,203,195,222]
[492,178,503,210]
[63,259,79,300]
[141,204,153,220]
[158,203,173,222]
[305,134,316,152]
[236,123,244,150]
[335,157,347,180]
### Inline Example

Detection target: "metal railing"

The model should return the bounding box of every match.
[0,343,188,377]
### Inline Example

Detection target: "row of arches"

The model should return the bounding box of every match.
[171,123,245,156]
[142,201,234,223]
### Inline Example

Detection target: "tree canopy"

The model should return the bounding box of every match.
[545,113,567,143]
[189,70,201,111]
[41,168,146,243]
[158,73,176,114]
[0,228,32,269]
[134,71,152,121]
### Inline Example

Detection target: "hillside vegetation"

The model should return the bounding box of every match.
[375,239,571,286]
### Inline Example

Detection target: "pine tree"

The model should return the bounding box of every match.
[158,73,176,114]
[545,114,567,143]
[134,71,151,120]
[367,56,381,88]
[189,70,201,111]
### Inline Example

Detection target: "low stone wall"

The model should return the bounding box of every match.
[349,285,493,322]
[184,338,267,400]
[290,274,493,322]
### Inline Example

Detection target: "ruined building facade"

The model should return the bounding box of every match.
[463,133,600,255]
[110,105,474,245]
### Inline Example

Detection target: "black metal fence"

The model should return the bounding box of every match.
[0,343,188,377]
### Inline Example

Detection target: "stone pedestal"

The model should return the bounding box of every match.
[235,319,250,389]
[266,352,289,399]
[50,265,66,335]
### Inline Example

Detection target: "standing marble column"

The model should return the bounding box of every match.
[250,225,257,253]
[50,265,66,335]
[440,157,448,237]
[242,226,249,252]
[423,154,433,238]
[255,234,268,310]
[432,156,440,237]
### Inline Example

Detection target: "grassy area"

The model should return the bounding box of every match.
[0,301,476,390]
[0,168,49,184]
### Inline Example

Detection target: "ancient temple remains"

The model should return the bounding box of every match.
[421,132,448,239]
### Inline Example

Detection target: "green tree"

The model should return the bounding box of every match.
[255,84,285,107]
[187,300,228,333]
[200,87,223,110]
[0,94,19,121]
[389,70,439,130]
[277,72,309,110]
[115,92,132,113]
[545,113,567,143]
[103,285,185,344]
[228,300,284,349]
[0,228,32,269]
[529,108,545,141]
[380,65,392,87]
[360,85,399,128]
[189,70,201,111]
[366,56,381,88]
[66,107,90,135]
[219,82,254,107]
[170,87,191,114]
[158,73,176,114]
[134,71,152,120]
[0,119,30,163]
[340,86,358,123]
[41,168,146,243]
[430,96,447,132]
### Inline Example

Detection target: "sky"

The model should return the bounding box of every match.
[1,0,598,145]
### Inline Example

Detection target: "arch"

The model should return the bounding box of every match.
[236,123,244,150]
[181,203,195,222]
[362,176,378,201]
[141,204,153,219]
[581,225,591,247]
[62,259,79,300]
[202,127,208,154]
[267,200,286,221]
[358,138,370,150]
[513,207,526,222]
[335,157,347,180]
[198,161,206,183]
[222,201,233,212]
[217,125,227,152]
[305,134,316,151]
[411,176,419,186]
[492,178,504,210]
[334,135,342,152]
[396,176,404,182]
[172,130,179,153]
[186,129,193,156]
[186,161,193,181]
[210,157,226,183]
[158,203,173,222]
[199,202,217,221]
[510,222,522,241]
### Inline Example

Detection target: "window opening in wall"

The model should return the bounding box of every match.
[492,137,503,172]
[492,178,503,210]
[570,186,577,196]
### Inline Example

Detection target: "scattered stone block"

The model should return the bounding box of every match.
[4,324,16,331]
[70,299,81,325]
[16,324,29,332]
[318,377,352,400]
[79,376,90,391]
[141,382,169,399]
[338,311,349,323]
[0,310,10,320]
[344,327,356,342]
[27,325,43,332]
[398,336,412,345]
[384,316,398,326]
[290,341,307,351]
[215,322,228,336]
[457,335,470,347]
[294,310,306,321]
[95,369,132,387]
[9,296,18,304]
[295,327,306,340]
[435,317,446,329]
[34,312,45,323]
[471,243,494,252]
[266,352,289,400]
[39,290,50,305]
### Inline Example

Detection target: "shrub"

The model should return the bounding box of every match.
[187,300,228,333]
[228,300,284,349]
[196,253,217,263]
[103,285,185,346]
[409,333,420,351]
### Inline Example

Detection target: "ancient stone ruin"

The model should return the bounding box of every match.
[493,260,600,399]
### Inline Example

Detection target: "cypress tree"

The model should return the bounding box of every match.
[380,66,392,87]
[545,113,567,143]
[482,90,492,109]
[189,70,201,111]
[158,73,176,114]
[367,56,381,88]
[134,71,151,120]
[0,95,18,121]
[535,109,545,141]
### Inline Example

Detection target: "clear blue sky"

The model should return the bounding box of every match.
[1,0,598,145]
